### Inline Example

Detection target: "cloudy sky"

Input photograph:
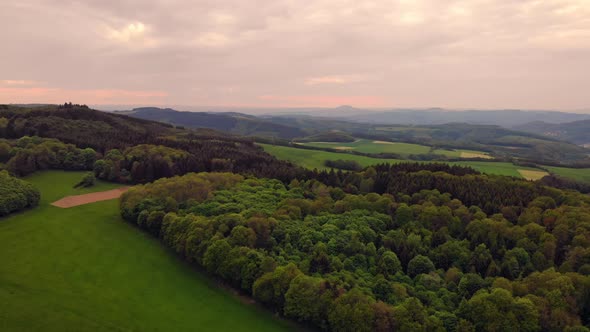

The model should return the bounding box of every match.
[1,0,589,110]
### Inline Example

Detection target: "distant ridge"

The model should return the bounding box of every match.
[120,107,306,139]
[515,119,590,145]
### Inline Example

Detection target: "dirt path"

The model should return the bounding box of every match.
[51,187,129,208]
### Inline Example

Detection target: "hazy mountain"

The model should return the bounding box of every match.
[118,107,306,139]
[337,109,590,127]
[514,120,590,146]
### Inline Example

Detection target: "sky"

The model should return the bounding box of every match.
[1,0,589,110]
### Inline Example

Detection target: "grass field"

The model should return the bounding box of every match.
[299,139,432,155]
[298,139,491,159]
[261,143,404,169]
[260,144,547,179]
[544,166,590,183]
[0,171,292,332]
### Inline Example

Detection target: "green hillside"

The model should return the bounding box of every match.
[0,171,292,331]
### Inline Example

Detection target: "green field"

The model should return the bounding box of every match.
[544,166,590,183]
[299,139,432,155]
[0,171,292,331]
[260,144,548,179]
[261,143,404,169]
[298,139,491,159]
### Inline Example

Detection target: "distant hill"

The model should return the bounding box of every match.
[102,106,590,165]
[340,109,590,127]
[119,107,306,139]
[514,120,590,146]
[295,131,356,143]
[258,107,590,127]
[264,116,590,165]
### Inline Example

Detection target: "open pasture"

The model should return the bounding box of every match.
[298,139,492,159]
[0,171,292,332]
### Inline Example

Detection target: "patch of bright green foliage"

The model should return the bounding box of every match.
[0,171,292,332]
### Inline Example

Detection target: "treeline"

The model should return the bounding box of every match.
[539,174,590,194]
[0,170,40,217]
[310,163,556,214]
[324,159,363,171]
[0,136,96,176]
[94,145,192,183]
[120,173,590,332]
[91,143,306,184]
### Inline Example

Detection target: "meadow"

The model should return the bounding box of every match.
[0,171,293,331]
[260,144,550,180]
[298,139,491,159]
[260,143,404,169]
[544,166,590,183]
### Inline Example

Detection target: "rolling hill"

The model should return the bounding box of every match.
[257,107,590,127]
[118,107,306,139]
[106,106,590,165]
[0,104,304,181]
[514,119,590,146]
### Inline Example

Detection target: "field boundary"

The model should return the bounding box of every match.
[51,187,129,208]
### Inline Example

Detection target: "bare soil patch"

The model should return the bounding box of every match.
[518,170,549,181]
[51,187,129,208]
[373,140,397,145]
[334,146,354,150]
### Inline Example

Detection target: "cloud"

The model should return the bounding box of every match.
[0,0,589,109]
[305,75,365,85]
[106,22,158,47]
[0,80,40,86]
[194,32,232,48]
[257,94,386,107]
[0,86,168,105]
[209,12,237,25]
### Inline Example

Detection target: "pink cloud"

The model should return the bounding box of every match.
[0,86,169,105]
[257,95,386,108]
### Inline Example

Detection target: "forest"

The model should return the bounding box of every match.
[0,170,40,216]
[120,172,590,332]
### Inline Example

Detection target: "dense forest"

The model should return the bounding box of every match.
[120,172,590,331]
[0,170,40,216]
